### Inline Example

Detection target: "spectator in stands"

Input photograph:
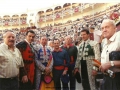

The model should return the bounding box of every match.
[62,35,78,90]
[100,19,120,90]
[89,26,103,52]
[48,40,54,51]
[0,31,24,90]
[59,37,64,46]
[16,30,36,90]
[89,26,103,43]
[74,29,101,90]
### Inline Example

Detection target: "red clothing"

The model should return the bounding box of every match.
[16,41,35,84]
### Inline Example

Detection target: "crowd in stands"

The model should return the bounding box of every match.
[0,4,119,46]
[0,3,120,90]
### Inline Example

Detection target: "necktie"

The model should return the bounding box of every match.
[82,42,85,51]
[43,47,46,55]
[30,44,34,53]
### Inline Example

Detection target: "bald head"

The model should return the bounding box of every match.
[65,35,72,45]
[65,35,71,39]
[101,19,116,28]
[101,19,116,39]
[3,31,15,38]
[3,31,16,47]
[48,41,54,48]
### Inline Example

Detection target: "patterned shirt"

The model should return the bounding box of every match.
[0,43,24,78]
[75,39,100,68]
[35,44,53,71]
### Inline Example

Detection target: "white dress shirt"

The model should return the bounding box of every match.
[101,33,120,72]
[0,43,24,78]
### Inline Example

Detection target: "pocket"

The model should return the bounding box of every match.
[0,56,9,67]
[14,56,22,67]
[0,56,8,63]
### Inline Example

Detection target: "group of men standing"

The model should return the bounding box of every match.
[0,19,120,90]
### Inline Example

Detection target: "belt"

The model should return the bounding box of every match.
[104,72,120,78]
[0,76,18,80]
[54,66,65,70]
[70,62,75,64]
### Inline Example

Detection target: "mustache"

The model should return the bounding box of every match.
[9,40,14,43]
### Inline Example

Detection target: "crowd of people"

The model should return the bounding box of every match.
[0,18,120,90]
[0,3,120,90]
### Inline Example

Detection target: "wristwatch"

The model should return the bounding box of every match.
[110,61,114,66]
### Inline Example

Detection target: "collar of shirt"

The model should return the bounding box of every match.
[104,33,117,45]
[81,39,90,44]
[40,44,47,48]
[3,43,15,50]
[53,48,62,52]
[24,39,30,45]
[64,44,73,48]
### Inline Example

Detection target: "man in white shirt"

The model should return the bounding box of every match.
[100,19,120,90]
[0,31,24,90]
[116,31,120,41]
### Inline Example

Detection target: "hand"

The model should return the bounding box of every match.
[99,62,111,73]
[92,70,97,76]
[74,68,79,75]
[21,75,28,83]
[62,70,67,75]
[45,67,51,74]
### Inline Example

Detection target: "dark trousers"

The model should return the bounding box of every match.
[0,77,19,90]
[100,72,120,90]
[19,79,33,90]
[68,64,76,90]
[81,60,91,90]
[53,69,69,90]
[82,79,91,90]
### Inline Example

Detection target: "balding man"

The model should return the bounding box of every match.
[100,19,120,90]
[48,40,54,51]
[0,31,24,90]
[62,35,78,90]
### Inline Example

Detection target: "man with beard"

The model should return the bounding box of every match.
[0,31,24,90]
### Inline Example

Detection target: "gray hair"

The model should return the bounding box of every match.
[101,19,116,27]
[3,31,16,38]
